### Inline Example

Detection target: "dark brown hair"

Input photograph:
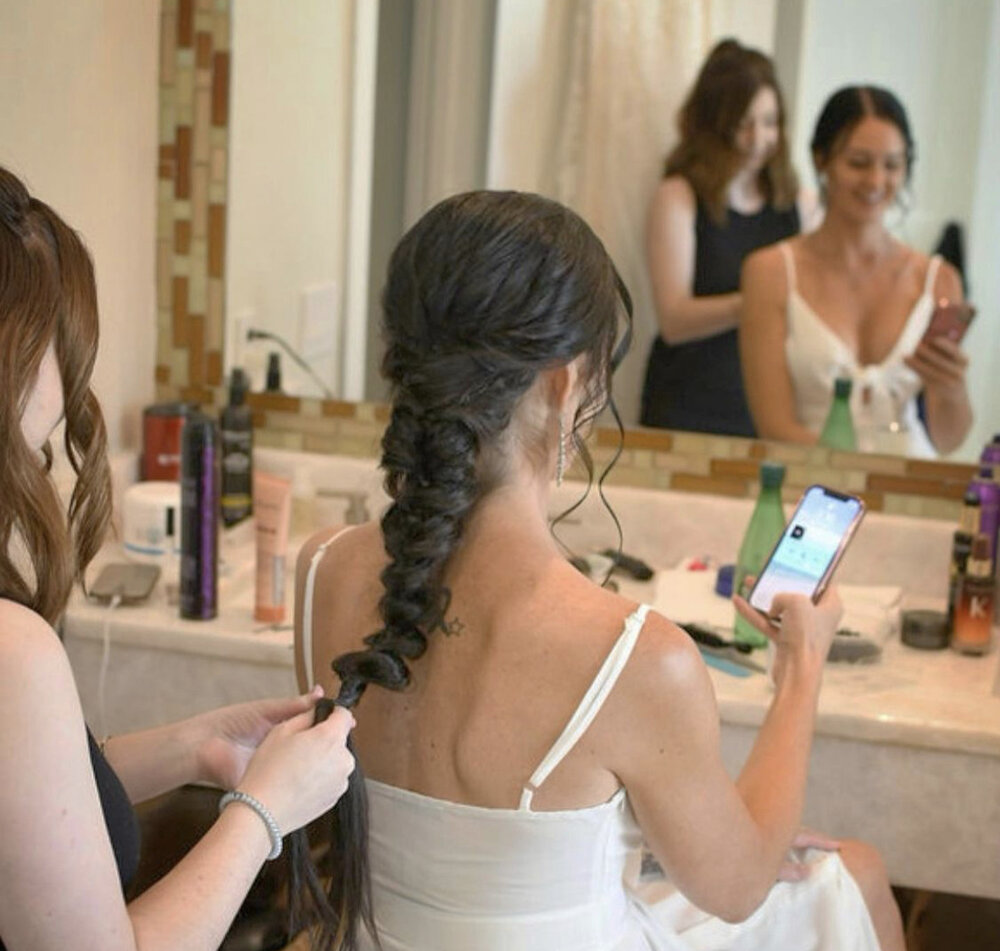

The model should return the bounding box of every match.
[810,85,915,183]
[665,38,798,223]
[0,166,111,624]
[288,190,632,949]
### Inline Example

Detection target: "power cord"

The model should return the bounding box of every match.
[97,591,124,744]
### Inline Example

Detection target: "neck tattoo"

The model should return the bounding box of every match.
[439,616,465,637]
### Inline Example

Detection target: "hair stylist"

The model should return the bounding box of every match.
[641,38,818,436]
[0,165,355,951]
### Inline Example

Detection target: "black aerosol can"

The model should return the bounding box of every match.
[179,411,219,619]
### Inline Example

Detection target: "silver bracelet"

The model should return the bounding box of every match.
[218,790,283,860]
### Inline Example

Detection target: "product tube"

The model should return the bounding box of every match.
[253,471,292,623]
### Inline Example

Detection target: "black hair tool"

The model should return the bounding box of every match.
[599,549,654,581]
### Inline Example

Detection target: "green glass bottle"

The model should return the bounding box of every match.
[818,377,857,451]
[733,462,787,648]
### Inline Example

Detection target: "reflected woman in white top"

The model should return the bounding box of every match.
[740,86,972,456]
[292,191,904,950]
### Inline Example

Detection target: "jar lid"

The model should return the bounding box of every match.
[901,609,949,650]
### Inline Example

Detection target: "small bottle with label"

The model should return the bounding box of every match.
[947,490,981,628]
[951,534,995,655]
[220,367,254,527]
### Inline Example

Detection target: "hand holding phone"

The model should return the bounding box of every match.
[919,299,976,347]
[747,485,864,617]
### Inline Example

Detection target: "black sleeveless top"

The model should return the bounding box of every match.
[640,199,800,436]
[0,729,140,951]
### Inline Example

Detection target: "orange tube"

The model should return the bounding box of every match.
[253,471,292,623]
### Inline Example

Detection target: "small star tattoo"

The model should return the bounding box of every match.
[440,615,465,637]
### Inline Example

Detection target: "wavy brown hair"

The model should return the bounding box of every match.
[665,38,798,224]
[0,166,111,625]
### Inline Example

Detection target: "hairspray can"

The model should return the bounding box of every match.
[179,412,219,619]
[969,467,999,565]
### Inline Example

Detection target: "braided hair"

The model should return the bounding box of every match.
[288,191,632,949]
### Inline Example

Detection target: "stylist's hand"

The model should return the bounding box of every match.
[235,701,356,835]
[733,584,842,686]
[904,335,969,399]
[193,686,329,790]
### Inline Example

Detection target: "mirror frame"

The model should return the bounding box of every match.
[153,0,975,522]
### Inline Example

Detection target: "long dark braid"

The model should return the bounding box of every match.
[288,191,631,949]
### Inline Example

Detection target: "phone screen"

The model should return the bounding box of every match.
[748,486,864,615]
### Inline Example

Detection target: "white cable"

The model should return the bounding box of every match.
[97,593,123,743]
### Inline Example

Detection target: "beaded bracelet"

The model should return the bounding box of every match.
[218,790,283,860]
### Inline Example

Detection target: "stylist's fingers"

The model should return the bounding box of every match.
[312,704,356,744]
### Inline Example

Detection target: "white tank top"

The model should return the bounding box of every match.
[781,242,941,457]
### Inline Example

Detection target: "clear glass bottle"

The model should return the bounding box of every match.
[818,377,857,451]
[734,462,787,648]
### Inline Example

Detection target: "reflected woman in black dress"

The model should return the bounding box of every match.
[641,39,817,435]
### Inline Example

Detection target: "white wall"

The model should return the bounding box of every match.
[226,0,355,397]
[0,0,159,451]
[963,0,1000,458]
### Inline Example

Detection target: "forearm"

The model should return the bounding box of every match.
[127,802,272,951]
[754,418,819,446]
[103,718,204,803]
[657,292,741,345]
[924,387,973,455]
[736,662,823,871]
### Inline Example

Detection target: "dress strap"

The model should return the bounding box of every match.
[519,603,652,811]
[779,241,797,293]
[300,525,357,687]
[923,254,942,297]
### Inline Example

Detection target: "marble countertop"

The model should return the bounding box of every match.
[613,573,1000,759]
[64,544,1000,762]
[62,450,1000,763]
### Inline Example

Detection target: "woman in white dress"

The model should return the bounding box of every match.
[292,191,904,950]
[740,86,972,457]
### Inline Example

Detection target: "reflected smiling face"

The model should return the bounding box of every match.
[820,116,908,223]
[20,341,64,451]
[733,86,780,174]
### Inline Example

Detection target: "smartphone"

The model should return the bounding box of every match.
[748,486,865,616]
[89,563,161,605]
[920,299,976,346]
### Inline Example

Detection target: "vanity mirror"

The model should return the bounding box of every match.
[155,0,998,515]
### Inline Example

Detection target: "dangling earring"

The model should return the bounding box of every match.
[556,418,566,487]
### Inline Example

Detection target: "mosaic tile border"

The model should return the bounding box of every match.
[153,1,971,523]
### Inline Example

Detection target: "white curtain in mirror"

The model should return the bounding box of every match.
[487,0,776,425]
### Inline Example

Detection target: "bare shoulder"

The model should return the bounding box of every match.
[295,521,383,585]
[595,606,716,758]
[650,175,696,224]
[742,239,790,300]
[934,259,964,302]
[0,598,85,751]
[0,599,68,671]
[622,608,708,701]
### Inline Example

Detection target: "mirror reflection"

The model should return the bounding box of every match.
[223,0,999,463]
